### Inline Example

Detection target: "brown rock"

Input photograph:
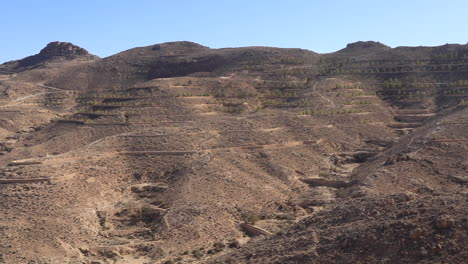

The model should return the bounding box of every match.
[420,247,428,256]
[409,228,424,240]
[435,215,454,229]
[240,223,272,236]
[38,41,91,57]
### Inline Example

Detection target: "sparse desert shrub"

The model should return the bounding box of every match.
[318,172,329,177]
[225,106,242,113]
[214,92,226,98]
[241,212,260,224]
[228,239,241,248]
[299,109,313,115]
[262,98,283,105]
[213,241,225,252]
[192,249,204,259]
[208,247,224,255]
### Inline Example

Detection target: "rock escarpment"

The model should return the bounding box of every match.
[0,41,98,73]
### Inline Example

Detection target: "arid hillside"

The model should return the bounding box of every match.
[0,41,466,264]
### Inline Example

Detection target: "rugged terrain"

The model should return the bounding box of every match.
[0,41,466,264]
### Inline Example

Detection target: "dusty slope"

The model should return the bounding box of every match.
[0,41,467,263]
[204,107,468,264]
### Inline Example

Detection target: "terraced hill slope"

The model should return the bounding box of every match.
[0,41,466,264]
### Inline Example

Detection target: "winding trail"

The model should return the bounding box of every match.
[0,80,72,108]
[1,80,70,92]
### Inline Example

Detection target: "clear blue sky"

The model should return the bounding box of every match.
[2,0,467,63]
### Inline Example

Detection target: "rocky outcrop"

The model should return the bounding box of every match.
[0,41,98,73]
[37,41,92,58]
[240,223,272,236]
[341,41,391,52]
[18,41,99,67]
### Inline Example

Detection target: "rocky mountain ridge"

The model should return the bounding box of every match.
[0,40,466,264]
